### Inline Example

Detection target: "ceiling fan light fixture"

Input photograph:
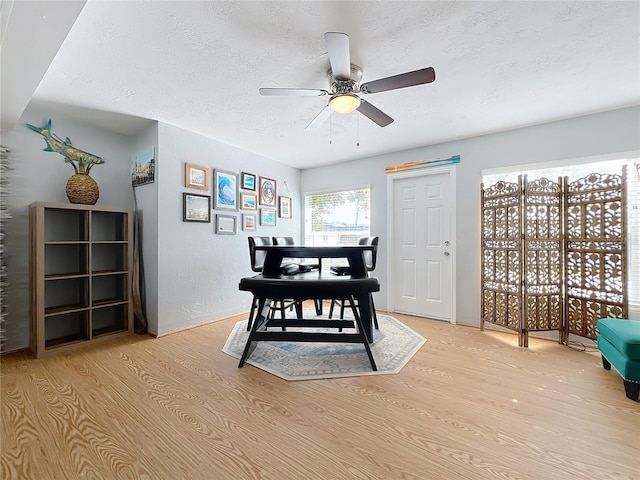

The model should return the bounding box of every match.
[329,94,360,114]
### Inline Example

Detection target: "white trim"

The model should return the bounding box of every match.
[386,164,457,324]
[481,150,640,176]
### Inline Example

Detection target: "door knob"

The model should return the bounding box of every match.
[444,251,450,256]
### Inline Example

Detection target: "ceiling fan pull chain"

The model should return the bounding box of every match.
[357,113,360,147]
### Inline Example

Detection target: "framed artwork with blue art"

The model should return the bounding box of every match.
[260,208,276,226]
[213,169,238,210]
[259,176,276,207]
[241,172,256,191]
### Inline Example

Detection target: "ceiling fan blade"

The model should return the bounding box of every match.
[360,67,435,94]
[357,99,394,127]
[259,88,328,96]
[305,105,330,130]
[324,32,351,81]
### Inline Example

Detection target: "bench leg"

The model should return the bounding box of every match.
[623,380,640,401]
[350,303,377,371]
[602,355,611,370]
[239,300,271,367]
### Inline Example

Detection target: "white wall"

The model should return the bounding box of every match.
[152,122,301,336]
[3,108,136,351]
[302,106,640,326]
[4,105,637,351]
[2,110,302,350]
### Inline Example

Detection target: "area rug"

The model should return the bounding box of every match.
[222,311,426,381]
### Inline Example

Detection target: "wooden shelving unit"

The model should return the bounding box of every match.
[30,202,134,358]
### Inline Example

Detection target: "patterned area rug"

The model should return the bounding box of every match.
[222,312,426,381]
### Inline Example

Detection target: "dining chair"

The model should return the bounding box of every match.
[328,236,379,329]
[247,236,297,330]
[272,236,320,272]
[272,236,323,315]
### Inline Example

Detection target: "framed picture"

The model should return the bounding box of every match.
[242,213,256,231]
[258,176,276,207]
[131,147,155,187]
[241,172,256,191]
[240,192,257,210]
[278,196,292,218]
[185,162,209,190]
[213,169,238,210]
[259,208,276,226]
[215,214,237,235]
[183,193,211,222]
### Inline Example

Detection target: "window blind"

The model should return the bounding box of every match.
[304,187,371,247]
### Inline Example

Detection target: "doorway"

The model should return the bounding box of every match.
[387,166,456,322]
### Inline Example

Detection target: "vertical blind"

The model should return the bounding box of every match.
[484,157,639,312]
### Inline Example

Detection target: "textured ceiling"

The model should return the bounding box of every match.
[4,1,640,169]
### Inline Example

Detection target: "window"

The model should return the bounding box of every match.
[304,187,370,246]
[483,156,640,313]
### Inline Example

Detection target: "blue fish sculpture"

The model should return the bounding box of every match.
[26,119,104,174]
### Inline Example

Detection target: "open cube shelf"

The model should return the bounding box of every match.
[30,202,134,357]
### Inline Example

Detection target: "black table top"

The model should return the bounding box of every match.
[257,245,375,278]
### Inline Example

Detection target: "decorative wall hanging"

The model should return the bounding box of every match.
[278,196,292,218]
[385,154,460,174]
[241,172,256,191]
[240,192,257,210]
[242,214,256,231]
[26,119,104,205]
[131,147,155,187]
[215,214,237,235]
[259,176,276,207]
[214,169,238,210]
[185,162,210,191]
[183,193,211,222]
[260,208,276,226]
[481,170,627,347]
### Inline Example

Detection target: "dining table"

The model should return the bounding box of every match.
[238,245,380,370]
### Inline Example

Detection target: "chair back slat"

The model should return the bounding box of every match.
[272,236,295,246]
[248,236,273,272]
[359,236,379,271]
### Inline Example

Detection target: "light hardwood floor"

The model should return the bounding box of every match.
[2,311,639,480]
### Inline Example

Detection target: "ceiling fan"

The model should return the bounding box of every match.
[259,32,436,130]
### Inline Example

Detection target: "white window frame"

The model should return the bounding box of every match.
[303,185,371,247]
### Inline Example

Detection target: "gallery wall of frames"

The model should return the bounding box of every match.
[182,162,292,234]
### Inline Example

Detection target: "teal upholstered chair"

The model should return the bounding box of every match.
[597,318,640,401]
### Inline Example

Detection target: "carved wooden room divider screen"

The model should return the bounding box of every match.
[481,170,627,347]
[563,172,628,343]
[480,179,524,345]
[522,177,563,347]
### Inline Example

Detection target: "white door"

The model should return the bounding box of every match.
[389,169,455,321]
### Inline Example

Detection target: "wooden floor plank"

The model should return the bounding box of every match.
[2,311,639,480]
